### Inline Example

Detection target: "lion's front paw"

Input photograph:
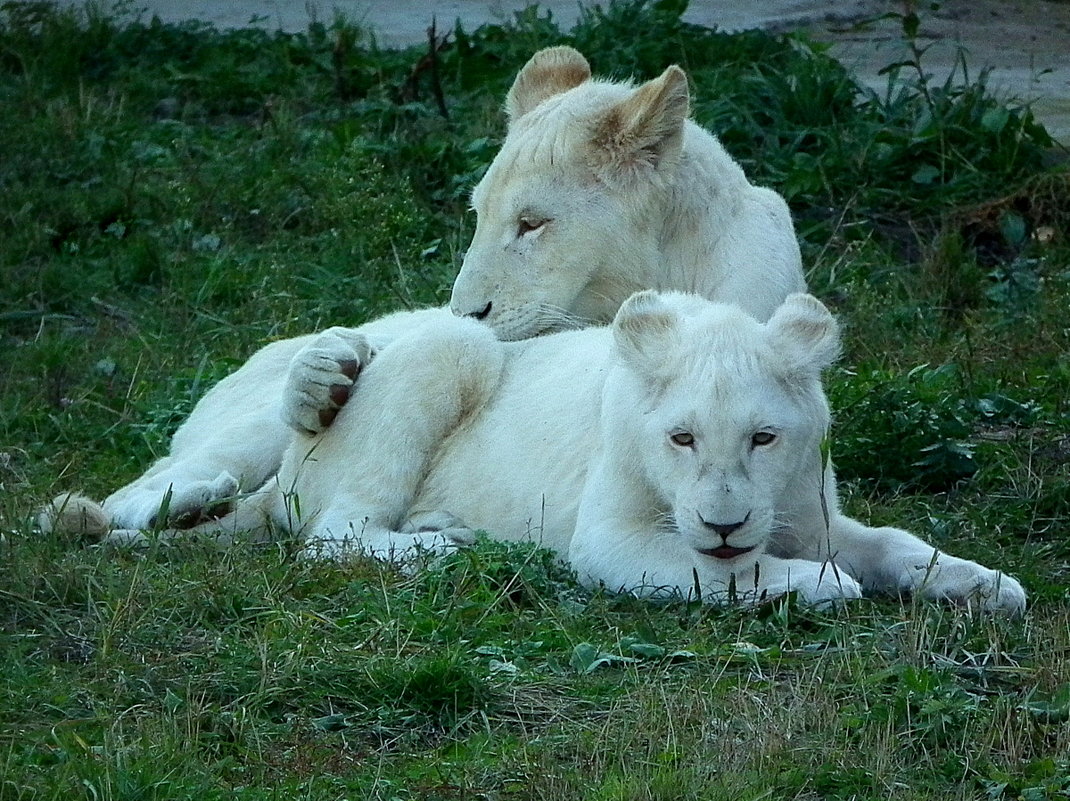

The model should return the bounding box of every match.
[915,559,1027,615]
[283,327,374,435]
[152,471,240,529]
[401,510,478,547]
[38,493,110,541]
[104,472,240,530]
[299,512,475,563]
[980,573,1027,615]
[790,561,863,608]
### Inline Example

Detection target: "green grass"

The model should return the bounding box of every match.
[2,1,1069,798]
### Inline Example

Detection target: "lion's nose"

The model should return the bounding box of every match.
[698,512,750,538]
[458,301,492,320]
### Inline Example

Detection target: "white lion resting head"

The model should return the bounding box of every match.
[450,46,804,340]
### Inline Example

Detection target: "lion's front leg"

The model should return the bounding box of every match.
[101,334,311,529]
[570,524,860,606]
[743,556,862,607]
[822,512,1026,614]
[301,506,477,561]
[103,467,240,530]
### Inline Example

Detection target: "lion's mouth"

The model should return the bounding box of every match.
[696,544,757,560]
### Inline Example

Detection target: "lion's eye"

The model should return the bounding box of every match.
[752,431,777,447]
[517,216,547,237]
[670,431,695,448]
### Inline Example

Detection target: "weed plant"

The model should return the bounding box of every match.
[1,1,1069,798]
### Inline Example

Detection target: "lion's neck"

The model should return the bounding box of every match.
[588,124,779,319]
[656,125,750,286]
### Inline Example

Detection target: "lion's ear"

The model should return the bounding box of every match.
[589,65,689,181]
[766,293,841,376]
[613,290,680,378]
[506,46,592,123]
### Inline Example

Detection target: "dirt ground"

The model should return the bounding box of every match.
[808,0,1070,144]
[52,1,1070,142]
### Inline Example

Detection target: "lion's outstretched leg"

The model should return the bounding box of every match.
[105,468,240,530]
[278,316,504,561]
[821,512,1026,614]
[40,482,281,549]
[102,335,309,529]
[777,458,1026,614]
[100,308,454,531]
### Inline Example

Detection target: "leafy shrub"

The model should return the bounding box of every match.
[3,0,1058,277]
[829,364,977,491]
[829,363,1053,492]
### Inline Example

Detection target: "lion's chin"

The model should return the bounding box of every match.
[696,544,758,560]
[489,322,545,343]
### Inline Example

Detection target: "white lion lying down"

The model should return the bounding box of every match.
[45,292,1026,612]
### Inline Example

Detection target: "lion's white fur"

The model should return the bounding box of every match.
[52,293,1025,612]
[89,46,803,533]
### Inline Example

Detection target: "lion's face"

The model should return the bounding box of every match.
[643,368,814,560]
[452,137,624,341]
[449,48,689,341]
[610,291,839,562]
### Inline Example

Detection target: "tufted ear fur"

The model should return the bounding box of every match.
[613,290,681,380]
[506,46,592,123]
[589,65,689,180]
[766,293,841,379]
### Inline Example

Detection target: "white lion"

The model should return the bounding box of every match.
[46,293,1026,613]
[93,45,804,532]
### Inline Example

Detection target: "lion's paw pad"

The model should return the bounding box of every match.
[283,328,375,435]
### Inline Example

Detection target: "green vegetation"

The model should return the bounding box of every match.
[1,1,1068,797]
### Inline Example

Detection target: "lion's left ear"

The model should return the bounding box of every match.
[589,65,690,182]
[766,293,841,376]
[613,290,680,379]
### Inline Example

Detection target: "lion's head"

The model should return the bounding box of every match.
[606,291,840,561]
[450,46,691,341]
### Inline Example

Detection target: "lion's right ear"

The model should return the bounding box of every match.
[506,46,592,123]
[766,293,841,378]
[613,291,680,378]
